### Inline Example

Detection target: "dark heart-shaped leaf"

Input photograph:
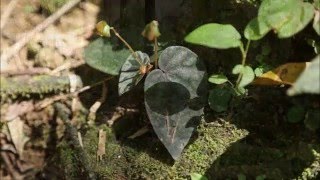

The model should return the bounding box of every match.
[118,51,150,95]
[84,38,130,75]
[144,46,207,160]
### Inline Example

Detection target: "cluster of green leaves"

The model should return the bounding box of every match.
[245,0,320,39]
[185,0,320,113]
[85,21,207,160]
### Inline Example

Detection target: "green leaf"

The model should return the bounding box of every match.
[287,55,320,96]
[254,67,264,77]
[208,87,232,112]
[277,2,315,38]
[185,23,242,49]
[190,173,208,180]
[232,65,255,87]
[287,106,305,123]
[118,51,150,95]
[304,109,320,131]
[258,0,300,30]
[84,38,130,75]
[313,10,320,35]
[208,74,228,84]
[244,17,271,40]
[145,46,207,160]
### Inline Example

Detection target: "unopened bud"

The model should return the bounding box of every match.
[96,21,111,37]
[142,20,161,41]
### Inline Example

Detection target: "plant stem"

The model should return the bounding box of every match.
[110,27,143,65]
[154,37,158,68]
[236,40,251,87]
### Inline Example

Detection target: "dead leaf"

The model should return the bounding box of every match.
[253,62,310,85]
[7,117,29,158]
[5,101,34,121]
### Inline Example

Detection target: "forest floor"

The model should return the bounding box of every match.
[0,0,319,179]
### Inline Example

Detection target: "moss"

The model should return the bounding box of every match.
[51,125,128,179]
[122,120,249,179]
[48,115,319,179]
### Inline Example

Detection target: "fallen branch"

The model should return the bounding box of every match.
[0,0,81,64]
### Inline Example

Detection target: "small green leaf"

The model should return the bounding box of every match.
[287,106,306,123]
[190,173,208,180]
[235,86,247,96]
[244,17,271,40]
[232,65,255,87]
[84,38,130,75]
[185,23,242,49]
[277,2,315,38]
[254,67,264,77]
[119,51,150,95]
[208,74,228,84]
[304,109,320,131]
[208,87,232,112]
[287,55,320,96]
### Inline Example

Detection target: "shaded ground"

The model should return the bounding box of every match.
[1,0,319,179]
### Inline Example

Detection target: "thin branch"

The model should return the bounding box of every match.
[35,77,113,110]
[0,0,81,64]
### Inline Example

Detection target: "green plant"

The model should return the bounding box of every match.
[84,21,207,160]
[185,0,320,113]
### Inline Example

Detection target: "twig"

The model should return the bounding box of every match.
[0,0,19,31]
[35,77,113,110]
[128,125,149,139]
[50,60,85,75]
[154,37,158,68]
[0,0,81,64]
[88,81,108,124]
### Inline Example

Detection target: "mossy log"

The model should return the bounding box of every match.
[0,75,82,100]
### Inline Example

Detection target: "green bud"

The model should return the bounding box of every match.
[96,21,111,37]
